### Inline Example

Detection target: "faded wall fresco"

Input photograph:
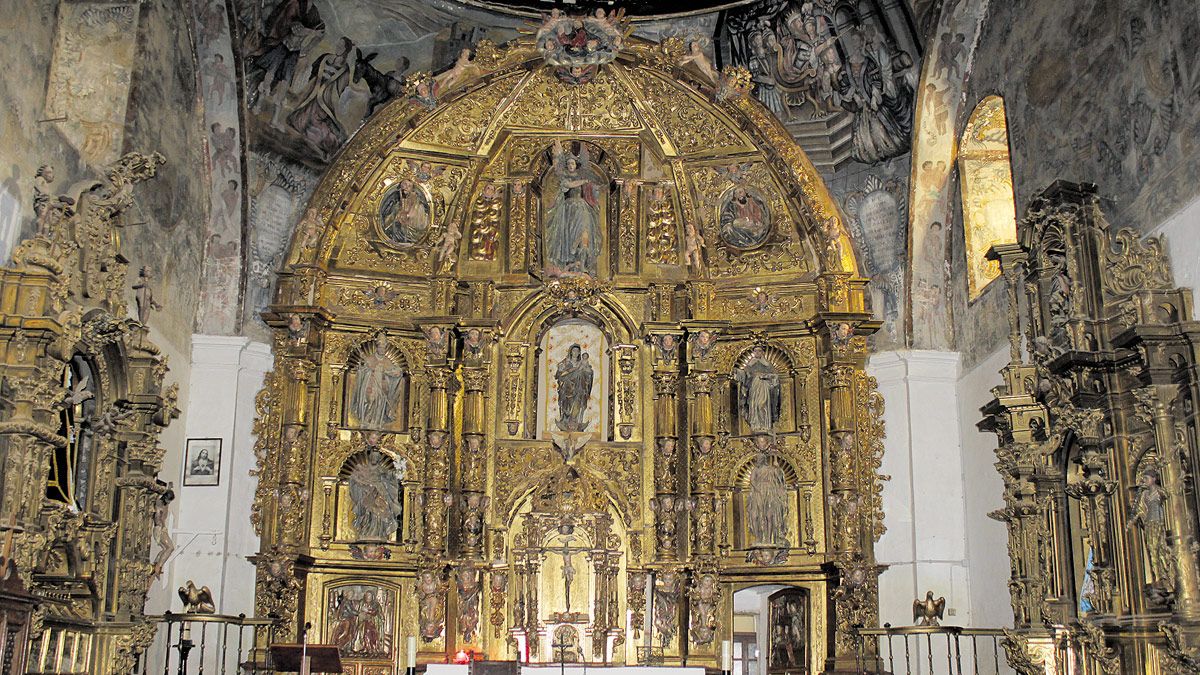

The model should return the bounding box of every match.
[194,1,245,335]
[236,0,523,167]
[721,0,920,168]
[0,0,211,353]
[906,0,989,354]
[944,0,1200,367]
[826,155,910,351]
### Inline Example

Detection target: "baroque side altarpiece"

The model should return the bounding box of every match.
[251,33,888,675]
[0,153,179,674]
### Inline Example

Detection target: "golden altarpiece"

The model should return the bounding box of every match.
[0,153,179,673]
[983,181,1200,673]
[251,34,888,675]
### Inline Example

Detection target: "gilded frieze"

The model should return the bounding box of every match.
[622,67,748,157]
[406,74,524,151]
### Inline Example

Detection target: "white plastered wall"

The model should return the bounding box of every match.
[148,335,271,617]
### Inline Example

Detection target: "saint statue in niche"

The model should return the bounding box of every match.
[735,346,782,433]
[719,187,771,249]
[380,179,430,245]
[349,333,405,430]
[554,344,594,432]
[746,453,790,547]
[544,141,602,277]
[347,449,406,541]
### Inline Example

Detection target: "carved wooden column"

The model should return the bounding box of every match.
[817,279,884,671]
[683,322,724,562]
[646,325,684,561]
[418,318,457,559]
[458,322,496,559]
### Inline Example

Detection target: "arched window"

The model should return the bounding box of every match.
[959,95,1018,299]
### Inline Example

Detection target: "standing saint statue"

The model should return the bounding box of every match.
[735,346,782,433]
[347,449,405,541]
[746,453,790,547]
[543,141,601,276]
[1130,469,1172,591]
[555,344,594,432]
[350,332,406,429]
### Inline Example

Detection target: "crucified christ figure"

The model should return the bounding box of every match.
[557,536,577,614]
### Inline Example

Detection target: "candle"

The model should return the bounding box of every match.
[721,639,732,672]
[407,636,417,669]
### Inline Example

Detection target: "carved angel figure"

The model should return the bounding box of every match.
[418,569,447,641]
[544,141,601,277]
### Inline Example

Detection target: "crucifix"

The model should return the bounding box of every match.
[556,536,580,614]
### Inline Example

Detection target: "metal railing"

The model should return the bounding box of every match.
[855,625,1012,675]
[139,612,276,675]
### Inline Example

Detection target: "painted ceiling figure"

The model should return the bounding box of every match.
[347,449,405,541]
[288,36,355,157]
[544,141,601,277]
[735,346,782,433]
[746,453,790,547]
[838,25,913,163]
[555,344,593,432]
[350,333,405,429]
[245,0,325,107]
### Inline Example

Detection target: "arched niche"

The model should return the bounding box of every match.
[730,344,799,436]
[341,332,410,433]
[732,453,803,552]
[503,465,628,663]
[958,95,1017,299]
[331,448,411,550]
[537,318,609,441]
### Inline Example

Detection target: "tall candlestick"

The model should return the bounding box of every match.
[721,639,732,674]
[407,635,417,673]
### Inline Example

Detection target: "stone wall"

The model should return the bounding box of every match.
[0,0,211,354]
[950,0,1200,366]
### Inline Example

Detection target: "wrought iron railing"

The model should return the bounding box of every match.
[139,612,275,675]
[855,625,1012,675]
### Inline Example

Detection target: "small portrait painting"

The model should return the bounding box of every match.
[183,438,222,486]
[718,187,771,250]
[379,179,431,245]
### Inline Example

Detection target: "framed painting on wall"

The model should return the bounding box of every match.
[183,438,222,486]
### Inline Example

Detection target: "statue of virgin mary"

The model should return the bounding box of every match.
[544,141,601,276]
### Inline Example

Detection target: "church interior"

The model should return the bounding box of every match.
[2,1,1200,673]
